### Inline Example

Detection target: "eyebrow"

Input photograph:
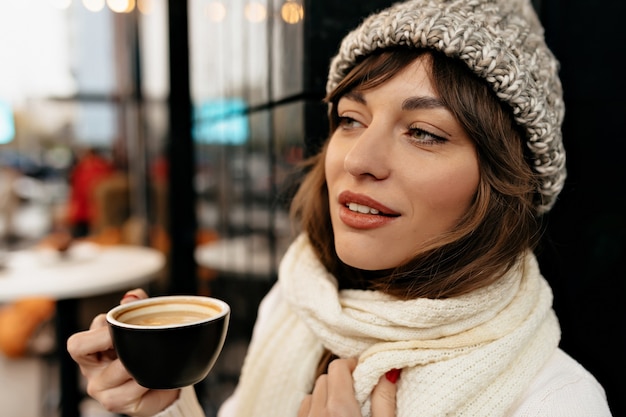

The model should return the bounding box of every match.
[401,96,446,111]
[342,91,446,111]
[343,91,366,104]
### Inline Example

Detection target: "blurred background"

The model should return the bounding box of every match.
[0,0,623,416]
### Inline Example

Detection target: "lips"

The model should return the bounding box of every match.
[338,191,400,216]
[337,191,400,229]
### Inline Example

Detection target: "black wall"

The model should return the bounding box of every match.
[539,1,625,415]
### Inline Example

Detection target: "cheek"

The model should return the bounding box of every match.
[427,163,480,217]
[324,140,343,186]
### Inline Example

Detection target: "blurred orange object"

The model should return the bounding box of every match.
[0,298,56,358]
[37,230,74,253]
[83,226,124,246]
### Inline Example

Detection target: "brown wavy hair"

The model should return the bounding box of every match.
[290,48,542,300]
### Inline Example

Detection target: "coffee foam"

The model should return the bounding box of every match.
[110,298,225,329]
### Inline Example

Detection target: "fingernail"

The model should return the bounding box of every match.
[121,292,140,302]
[385,368,401,383]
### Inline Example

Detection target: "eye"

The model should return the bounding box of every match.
[407,126,447,145]
[337,116,364,130]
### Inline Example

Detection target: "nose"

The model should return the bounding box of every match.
[343,121,391,180]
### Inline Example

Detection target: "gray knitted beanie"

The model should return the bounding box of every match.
[326,0,566,214]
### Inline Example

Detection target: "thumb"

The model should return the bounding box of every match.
[371,369,400,417]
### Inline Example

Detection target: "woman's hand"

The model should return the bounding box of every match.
[66,289,179,417]
[298,357,399,417]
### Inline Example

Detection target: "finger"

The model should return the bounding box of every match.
[327,358,357,393]
[370,369,400,417]
[67,326,116,371]
[90,313,108,330]
[86,359,134,397]
[90,314,118,361]
[135,388,181,417]
[344,357,358,372]
[120,289,148,304]
[297,394,312,417]
[94,379,179,417]
[307,373,329,414]
[93,358,178,416]
[88,373,146,415]
[325,358,360,414]
[95,357,137,390]
[67,326,112,359]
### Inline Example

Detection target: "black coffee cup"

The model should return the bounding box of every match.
[106,295,230,389]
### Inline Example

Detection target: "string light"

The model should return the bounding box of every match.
[107,0,135,13]
[244,1,266,23]
[82,0,105,12]
[280,1,303,24]
[205,1,227,22]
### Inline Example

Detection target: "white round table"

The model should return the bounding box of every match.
[0,242,166,301]
[194,233,291,280]
[0,242,166,417]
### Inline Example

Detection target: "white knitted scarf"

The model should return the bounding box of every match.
[232,234,560,417]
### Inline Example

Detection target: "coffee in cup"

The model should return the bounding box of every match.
[106,295,230,389]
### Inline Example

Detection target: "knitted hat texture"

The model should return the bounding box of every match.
[326,0,566,213]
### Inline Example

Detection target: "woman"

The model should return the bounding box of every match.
[67,0,612,416]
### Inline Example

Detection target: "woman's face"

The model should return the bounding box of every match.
[326,56,480,270]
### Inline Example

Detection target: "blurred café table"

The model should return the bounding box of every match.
[194,233,291,280]
[0,241,166,417]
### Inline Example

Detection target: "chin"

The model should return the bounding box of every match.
[335,246,396,271]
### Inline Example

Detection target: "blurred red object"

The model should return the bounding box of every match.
[66,148,115,237]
